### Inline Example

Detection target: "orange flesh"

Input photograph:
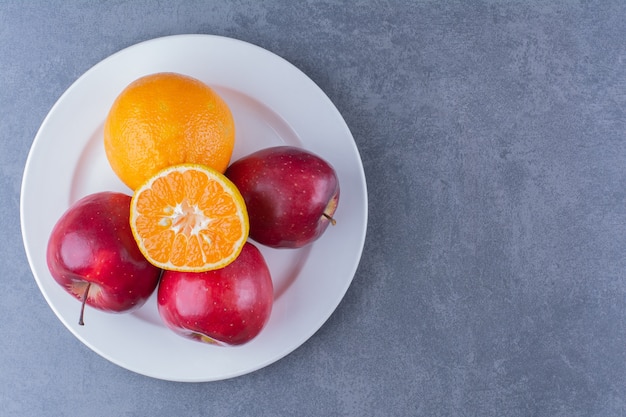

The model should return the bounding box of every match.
[130,164,248,272]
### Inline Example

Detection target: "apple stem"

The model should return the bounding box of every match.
[78,283,91,326]
[323,212,337,226]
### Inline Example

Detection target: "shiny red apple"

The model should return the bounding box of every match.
[225,145,340,248]
[157,242,273,346]
[46,192,162,325]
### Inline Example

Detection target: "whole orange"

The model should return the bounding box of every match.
[104,72,235,190]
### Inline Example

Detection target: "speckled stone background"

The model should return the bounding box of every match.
[2,1,625,416]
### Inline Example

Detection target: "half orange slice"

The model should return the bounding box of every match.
[130,164,249,272]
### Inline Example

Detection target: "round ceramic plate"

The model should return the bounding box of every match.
[20,34,367,382]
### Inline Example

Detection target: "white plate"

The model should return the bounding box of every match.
[20,35,367,382]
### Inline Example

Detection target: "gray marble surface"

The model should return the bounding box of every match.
[2,1,626,416]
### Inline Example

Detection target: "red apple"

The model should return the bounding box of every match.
[46,192,161,325]
[225,146,340,248]
[157,242,273,346]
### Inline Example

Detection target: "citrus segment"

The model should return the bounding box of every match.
[104,72,235,190]
[130,164,249,272]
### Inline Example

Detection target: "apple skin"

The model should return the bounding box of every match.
[157,242,273,346]
[46,192,162,318]
[225,146,340,248]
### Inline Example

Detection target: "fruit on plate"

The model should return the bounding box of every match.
[157,242,274,346]
[46,192,162,325]
[225,145,340,248]
[129,163,249,272]
[104,72,235,190]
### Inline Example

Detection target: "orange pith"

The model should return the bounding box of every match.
[104,72,235,190]
[130,164,249,272]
